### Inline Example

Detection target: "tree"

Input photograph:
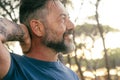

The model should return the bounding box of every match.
[0,0,19,22]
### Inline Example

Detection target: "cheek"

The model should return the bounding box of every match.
[45,27,63,42]
[45,22,66,42]
[50,26,65,42]
[55,30,64,41]
[56,24,66,36]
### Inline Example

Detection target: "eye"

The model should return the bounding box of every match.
[61,15,66,23]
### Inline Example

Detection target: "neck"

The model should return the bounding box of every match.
[26,36,58,62]
[26,40,58,62]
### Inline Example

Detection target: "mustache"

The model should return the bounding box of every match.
[63,30,74,40]
[64,30,74,35]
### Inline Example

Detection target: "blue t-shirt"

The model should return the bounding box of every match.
[3,53,79,80]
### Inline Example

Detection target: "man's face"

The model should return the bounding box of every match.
[42,0,75,54]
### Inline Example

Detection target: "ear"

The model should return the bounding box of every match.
[30,19,44,37]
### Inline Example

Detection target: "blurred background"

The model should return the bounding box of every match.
[0,0,120,80]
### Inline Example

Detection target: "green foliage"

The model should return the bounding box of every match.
[82,48,120,69]
[64,48,120,70]
[107,48,120,68]
[75,23,119,37]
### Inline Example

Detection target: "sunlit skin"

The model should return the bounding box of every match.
[0,0,76,79]
[26,0,75,62]
[0,18,31,79]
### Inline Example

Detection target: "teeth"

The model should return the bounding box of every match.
[69,34,73,39]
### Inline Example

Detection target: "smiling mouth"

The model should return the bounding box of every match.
[63,30,74,41]
[64,34,73,42]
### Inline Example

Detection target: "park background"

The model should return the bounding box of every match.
[0,0,120,80]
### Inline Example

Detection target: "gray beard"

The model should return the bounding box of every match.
[42,24,74,54]
[45,40,68,53]
[43,38,75,54]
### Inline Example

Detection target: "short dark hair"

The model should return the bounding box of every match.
[19,0,47,23]
[19,0,48,36]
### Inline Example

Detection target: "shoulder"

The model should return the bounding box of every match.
[2,53,23,80]
[10,52,22,58]
[10,53,26,62]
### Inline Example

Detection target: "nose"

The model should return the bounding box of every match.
[66,20,75,31]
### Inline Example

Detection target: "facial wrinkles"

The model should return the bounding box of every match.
[47,0,67,16]
[44,0,63,41]
[48,0,73,38]
[44,24,58,43]
[41,0,75,53]
[48,0,58,11]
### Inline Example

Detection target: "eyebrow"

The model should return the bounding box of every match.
[59,13,70,18]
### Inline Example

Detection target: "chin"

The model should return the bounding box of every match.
[63,41,75,54]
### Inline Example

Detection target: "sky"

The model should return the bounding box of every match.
[68,0,120,30]
[99,0,120,30]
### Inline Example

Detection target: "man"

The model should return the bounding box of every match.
[0,0,80,80]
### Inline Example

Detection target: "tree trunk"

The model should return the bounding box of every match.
[95,0,111,80]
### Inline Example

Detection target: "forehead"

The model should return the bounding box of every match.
[47,0,68,16]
